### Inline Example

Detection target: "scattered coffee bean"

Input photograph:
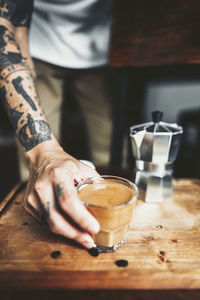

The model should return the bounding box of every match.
[51,251,61,259]
[145,236,154,241]
[115,259,128,267]
[159,251,165,256]
[88,247,99,257]
[171,239,177,243]
[158,255,165,262]
[156,225,163,229]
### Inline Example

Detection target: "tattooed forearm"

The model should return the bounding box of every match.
[0,69,51,151]
[18,114,51,151]
[12,76,37,111]
[0,25,26,68]
[0,1,52,152]
[0,63,30,80]
[0,64,52,151]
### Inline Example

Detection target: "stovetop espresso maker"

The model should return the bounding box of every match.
[130,111,183,203]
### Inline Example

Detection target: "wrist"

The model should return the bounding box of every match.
[24,135,62,165]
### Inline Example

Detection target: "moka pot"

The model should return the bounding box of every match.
[130,111,183,202]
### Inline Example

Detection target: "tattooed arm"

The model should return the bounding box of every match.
[0,0,51,150]
[0,0,99,249]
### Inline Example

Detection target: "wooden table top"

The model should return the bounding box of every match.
[0,178,200,299]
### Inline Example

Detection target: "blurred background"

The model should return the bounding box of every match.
[0,0,199,200]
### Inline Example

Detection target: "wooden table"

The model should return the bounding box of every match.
[0,178,200,299]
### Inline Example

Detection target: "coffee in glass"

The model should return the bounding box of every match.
[77,175,138,253]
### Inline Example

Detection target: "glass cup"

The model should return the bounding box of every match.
[77,175,138,253]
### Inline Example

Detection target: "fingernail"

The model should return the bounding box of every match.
[88,222,100,234]
[82,240,95,249]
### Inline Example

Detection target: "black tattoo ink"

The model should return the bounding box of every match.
[12,76,37,111]
[0,0,33,27]
[0,86,23,130]
[55,184,64,197]
[10,107,23,130]
[18,114,51,151]
[0,85,6,104]
[0,25,23,68]
[42,201,50,219]
[0,85,10,112]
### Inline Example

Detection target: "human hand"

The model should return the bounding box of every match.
[23,141,100,249]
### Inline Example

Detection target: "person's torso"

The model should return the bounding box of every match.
[29,0,112,68]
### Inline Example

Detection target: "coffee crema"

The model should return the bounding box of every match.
[79,181,135,207]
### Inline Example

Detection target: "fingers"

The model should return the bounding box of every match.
[78,161,99,181]
[48,210,95,249]
[24,154,100,250]
[35,180,96,249]
[24,204,42,223]
[24,191,43,223]
[54,178,100,235]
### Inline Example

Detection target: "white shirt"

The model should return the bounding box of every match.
[29,0,112,68]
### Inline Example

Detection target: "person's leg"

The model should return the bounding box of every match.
[71,67,114,166]
[17,59,65,181]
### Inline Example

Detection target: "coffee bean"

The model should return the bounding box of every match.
[115,259,128,267]
[158,255,165,262]
[51,251,61,259]
[171,239,177,243]
[88,247,99,257]
[156,225,163,229]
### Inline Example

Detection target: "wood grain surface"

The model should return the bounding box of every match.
[0,179,200,298]
[110,0,200,67]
